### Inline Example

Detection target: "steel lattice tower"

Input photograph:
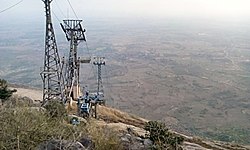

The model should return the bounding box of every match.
[41,0,64,105]
[61,20,87,102]
[93,57,105,95]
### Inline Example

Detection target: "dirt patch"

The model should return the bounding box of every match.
[10,87,42,101]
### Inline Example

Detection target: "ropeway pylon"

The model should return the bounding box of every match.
[40,0,64,105]
[61,19,89,103]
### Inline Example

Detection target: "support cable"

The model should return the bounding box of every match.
[85,42,97,80]
[0,0,23,14]
[81,42,92,83]
[54,0,66,18]
[104,66,112,92]
[66,0,78,19]
[52,10,61,23]
[103,65,114,106]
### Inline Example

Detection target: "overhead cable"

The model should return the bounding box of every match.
[54,0,66,18]
[0,0,23,14]
[52,10,61,23]
[85,42,97,80]
[66,0,78,19]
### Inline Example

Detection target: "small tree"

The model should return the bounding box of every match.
[144,121,184,150]
[0,79,16,103]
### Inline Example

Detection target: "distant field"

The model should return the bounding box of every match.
[1,18,250,144]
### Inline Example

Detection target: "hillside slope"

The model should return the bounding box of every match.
[10,86,250,150]
[96,106,249,150]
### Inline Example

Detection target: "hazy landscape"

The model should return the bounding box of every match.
[1,17,250,144]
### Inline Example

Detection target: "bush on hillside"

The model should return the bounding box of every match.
[144,121,184,150]
[0,79,16,103]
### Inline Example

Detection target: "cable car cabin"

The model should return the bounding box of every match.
[89,92,104,99]
[80,103,90,113]
[89,92,105,105]
[79,57,91,64]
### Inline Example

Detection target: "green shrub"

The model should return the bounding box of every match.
[144,121,184,150]
[0,79,16,103]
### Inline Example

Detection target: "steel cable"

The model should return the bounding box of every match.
[0,0,23,14]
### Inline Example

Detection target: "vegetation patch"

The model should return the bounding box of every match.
[0,79,16,103]
[144,121,184,150]
[0,104,122,150]
[203,127,250,145]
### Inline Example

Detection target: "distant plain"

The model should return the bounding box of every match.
[1,18,250,144]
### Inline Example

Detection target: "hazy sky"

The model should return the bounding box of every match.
[0,0,250,22]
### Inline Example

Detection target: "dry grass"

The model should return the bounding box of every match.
[85,120,123,150]
[0,107,81,149]
[0,103,123,150]
[97,105,147,128]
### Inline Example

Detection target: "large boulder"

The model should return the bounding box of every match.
[120,133,152,150]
